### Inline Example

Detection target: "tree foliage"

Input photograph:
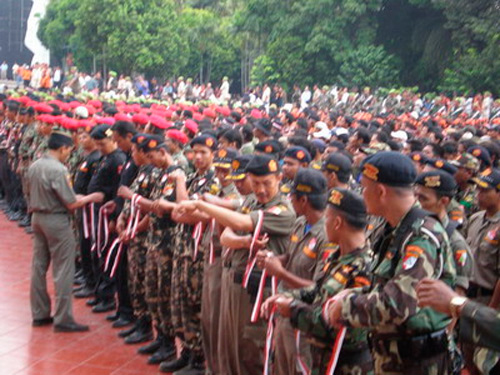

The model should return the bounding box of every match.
[38,0,500,94]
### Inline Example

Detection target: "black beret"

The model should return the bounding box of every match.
[228,154,253,180]
[328,140,345,150]
[49,129,74,148]
[409,152,429,165]
[139,134,165,152]
[213,148,239,169]
[416,170,457,196]
[467,145,492,167]
[328,188,367,218]
[284,146,311,163]
[472,168,500,191]
[361,151,416,187]
[132,133,149,146]
[425,158,458,175]
[292,168,327,196]
[190,134,217,151]
[255,118,272,135]
[90,124,112,140]
[246,154,280,176]
[255,140,282,155]
[322,152,352,181]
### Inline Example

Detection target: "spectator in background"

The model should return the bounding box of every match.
[0,61,8,80]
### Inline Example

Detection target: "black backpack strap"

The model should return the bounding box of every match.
[445,220,459,239]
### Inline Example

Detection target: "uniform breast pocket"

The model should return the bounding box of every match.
[478,238,500,270]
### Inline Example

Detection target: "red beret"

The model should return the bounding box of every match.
[193,112,204,122]
[114,113,132,122]
[63,118,79,131]
[87,100,102,109]
[34,103,54,114]
[203,108,216,119]
[150,115,171,130]
[251,108,263,119]
[78,120,94,131]
[217,106,231,117]
[18,96,31,105]
[184,119,198,135]
[166,129,189,145]
[132,113,149,126]
[69,100,81,109]
[95,116,116,126]
[85,105,96,116]
[41,115,56,124]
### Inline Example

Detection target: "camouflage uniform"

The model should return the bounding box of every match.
[171,169,218,362]
[465,210,500,374]
[172,150,192,175]
[145,165,179,339]
[274,216,328,375]
[124,165,156,321]
[339,208,456,375]
[289,246,374,375]
[446,198,467,231]
[200,182,240,374]
[218,193,296,375]
[456,186,478,219]
[459,301,500,352]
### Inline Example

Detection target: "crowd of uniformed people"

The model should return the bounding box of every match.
[1,88,500,375]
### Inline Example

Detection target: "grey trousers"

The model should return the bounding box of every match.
[30,212,76,325]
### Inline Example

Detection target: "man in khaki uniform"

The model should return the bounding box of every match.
[465,168,500,374]
[27,130,91,332]
[178,154,296,375]
[257,168,328,375]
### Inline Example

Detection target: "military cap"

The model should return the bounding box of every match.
[292,168,327,196]
[311,139,327,153]
[284,146,312,163]
[255,140,282,155]
[328,140,345,151]
[90,124,113,140]
[139,134,165,152]
[467,145,492,167]
[49,129,74,148]
[322,152,352,179]
[361,151,416,187]
[472,168,500,191]
[228,154,253,180]
[213,148,239,169]
[328,188,367,218]
[190,134,217,151]
[425,158,458,175]
[132,133,149,147]
[246,154,280,176]
[255,118,272,136]
[409,152,429,165]
[451,153,480,172]
[416,170,457,197]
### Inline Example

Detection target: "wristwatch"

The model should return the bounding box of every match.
[449,296,468,319]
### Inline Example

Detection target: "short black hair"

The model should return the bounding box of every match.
[331,207,367,229]
[355,128,371,144]
[294,192,327,210]
[221,129,243,149]
[441,141,458,155]
[112,121,137,137]
[241,124,253,143]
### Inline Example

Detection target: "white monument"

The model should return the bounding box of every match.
[25,0,50,65]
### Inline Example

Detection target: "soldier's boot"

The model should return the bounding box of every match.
[118,323,137,338]
[18,214,30,227]
[125,316,153,344]
[147,336,176,365]
[137,326,163,354]
[159,348,191,373]
[172,352,205,375]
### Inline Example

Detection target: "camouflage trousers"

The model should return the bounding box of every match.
[310,345,373,375]
[171,243,204,357]
[373,349,450,375]
[145,235,174,338]
[127,233,148,320]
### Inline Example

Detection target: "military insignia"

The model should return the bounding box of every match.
[206,138,214,147]
[105,128,113,137]
[312,163,321,170]
[326,163,339,171]
[333,271,347,285]
[198,178,207,186]
[354,276,370,287]
[268,159,278,172]
[218,149,227,158]
[363,163,379,181]
[137,135,145,143]
[435,160,444,168]
[209,184,220,195]
[472,149,481,157]
[138,173,145,182]
[424,175,441,188]
[485,229,499,245]
[328,190,343,205]
[412,154,421,161]
[66,174,73,188]
[281,184,291,193]
[163,184,174,195]
[117,165,123,174]
[296,183,312,193]
[291,234,299,243]
[296,150,305,160]
[79,161,88,172]
[308,237,317,249]
[402,245,424,270]
[232,160,240,170]
[455,249,468,267]
[148,140,158,148]
[267,206,282,215]
[161,174,168,183]
[265,145,273,153]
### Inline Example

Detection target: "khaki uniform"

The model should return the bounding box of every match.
[200,183,240,374]
[218,193,296,375]
[27,154,78,325]
[274,216,327,375]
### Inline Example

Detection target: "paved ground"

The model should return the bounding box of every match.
[0,212,167,375]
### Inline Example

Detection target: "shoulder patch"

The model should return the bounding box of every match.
[402,245,424,270]
[455,249,468,267]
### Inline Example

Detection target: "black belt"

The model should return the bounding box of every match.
[467,283,493,298]
[233,270,271,301]
[371,329,448,360]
